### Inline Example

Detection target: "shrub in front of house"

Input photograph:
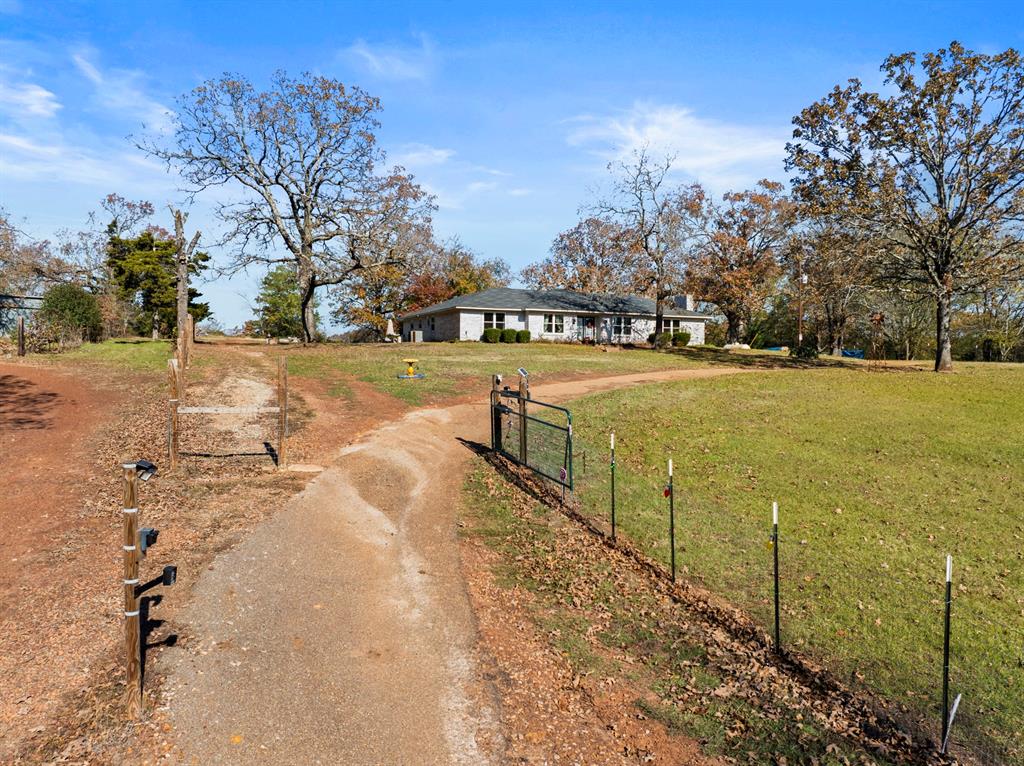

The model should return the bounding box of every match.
[516,330,531,343]
[500,328,518,343]
[654,332,672,348]
[482,328,501,343]
[671,330,692,347]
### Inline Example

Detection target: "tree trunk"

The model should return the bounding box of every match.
[934,289,953,372]
[654,295,664,335]
[725,313,745,344]
[298,256,317,343]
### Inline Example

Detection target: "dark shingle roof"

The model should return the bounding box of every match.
[401,288,708,321]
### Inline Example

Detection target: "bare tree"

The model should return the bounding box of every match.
[787,42,1024,371]
[591,147,699,334]
[143,72,433,342]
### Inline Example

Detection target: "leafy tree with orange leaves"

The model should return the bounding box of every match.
[521,217,645,295]
[686,180,798,344]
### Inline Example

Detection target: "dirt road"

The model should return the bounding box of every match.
[0,363,126,759]
[163,367,747,764]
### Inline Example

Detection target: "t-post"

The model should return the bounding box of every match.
[667,458,675,582]
[610,432,617,541]
[941,554,953,752]
[772,501,781,652]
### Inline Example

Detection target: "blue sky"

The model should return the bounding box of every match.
[2,1,1022,327]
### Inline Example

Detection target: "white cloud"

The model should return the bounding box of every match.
[508,188,531,197]
[467,180,498,193]
[391,142,455,168]
[0,131,169,187]
[344,35,436,81]
[71,50,173,133]
[0,80,59,117]
[567,101,787,191]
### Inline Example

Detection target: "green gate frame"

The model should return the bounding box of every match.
[490,383,573,490]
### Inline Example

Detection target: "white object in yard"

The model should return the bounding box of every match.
[946,554,952,583]
[773,501,778,525]
[410,330,423,342]
[668,458,673,477]
[610,432,615,450]
[723,342,751,350]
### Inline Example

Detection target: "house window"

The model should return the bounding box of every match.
[544,314,564,333]
[429,317,435,332]
[484,312,505,329]
[663,319,685,334]
[612,317,632,337]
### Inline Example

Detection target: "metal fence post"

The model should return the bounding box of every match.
[518,375,528,465]
[490,375,501,450]
[772,501,781,653]
[941,554,953,752]
[121,464,142,719]
[610,432,616,541]
[668,459,675,582]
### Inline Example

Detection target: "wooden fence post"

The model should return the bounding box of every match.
[17,316,25,356]
[187,315,195,359]
[277,357,288,468]
[518,374,528,465]
[168,360,180,470]
[121,464,142,719]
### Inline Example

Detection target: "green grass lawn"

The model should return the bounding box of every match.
[55,338,175,372]
[284,341,710,405]
[566,364,1024,761]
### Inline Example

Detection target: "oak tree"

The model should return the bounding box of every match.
[591,148,700,333]
[786,42,1024,370]
[686,181,797,343]
[521,217,643,295]
[144,72,432,342]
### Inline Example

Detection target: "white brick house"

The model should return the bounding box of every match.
[399,288,709,344]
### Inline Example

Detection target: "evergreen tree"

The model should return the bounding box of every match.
[255,266,308,338]
[106,227,210,337]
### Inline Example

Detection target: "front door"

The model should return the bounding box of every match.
[579,316,596,341]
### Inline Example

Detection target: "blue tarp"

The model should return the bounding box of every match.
[841,349,865,359]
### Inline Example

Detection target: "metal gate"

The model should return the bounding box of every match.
[490,381,573,490]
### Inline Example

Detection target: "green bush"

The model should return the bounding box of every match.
[647,332,657,344]
[654,332,672,348]
[500,328,518,343]
[516,330,531,343]
[671,330,692,347]
[482,328,501,343]
[39,284,102,342]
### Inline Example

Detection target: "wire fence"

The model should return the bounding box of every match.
[567,434,1021,765]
